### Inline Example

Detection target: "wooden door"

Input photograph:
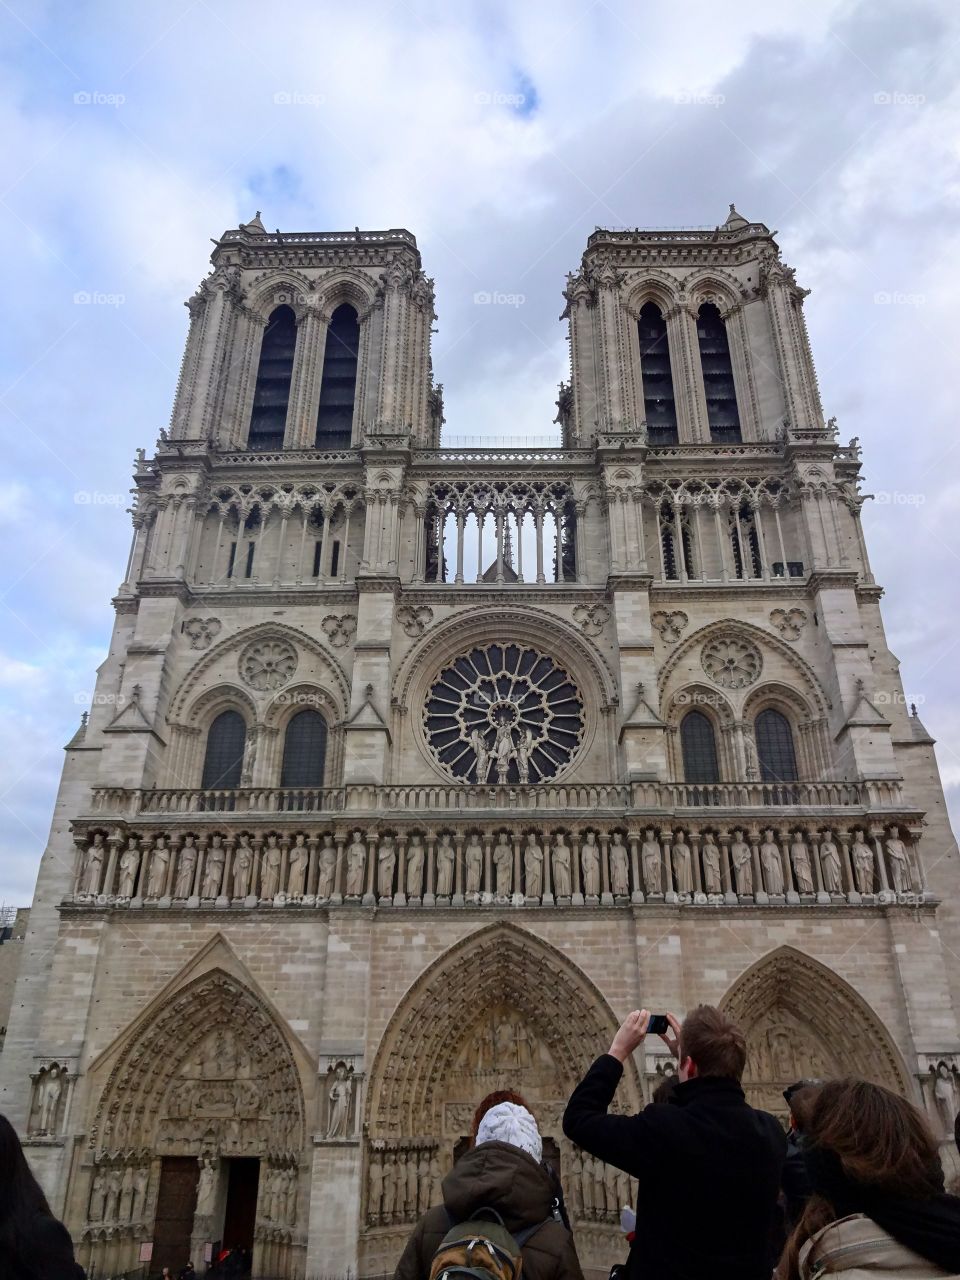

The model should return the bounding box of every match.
[151,1156,199,1275]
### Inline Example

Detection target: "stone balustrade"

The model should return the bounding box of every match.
[67,818,925,911]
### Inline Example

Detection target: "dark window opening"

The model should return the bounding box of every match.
[316,304,359,448]
[697,303,741,443]
[661,514,694,580]
[312,540,323,578]
[638,302,678,445]
[226,541,237,579]
[280,709,328,788]
[330,539,341,577]
[772,561,805,578]
[201,710,246,790]
[248,305,296,451]
[755,708,799,783]
[730,507,761,579]
[244,541,255,578]
[681,710,720,784]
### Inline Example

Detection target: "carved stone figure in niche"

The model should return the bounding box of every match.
[435,833,455,897]
[326,1064,353,1139]
[118,838,140,898]
[406,834,425,898]
[105,1167,122,1222]
[429,1153,443,1205]
[417,1152,430,1214]
[731,830,753,896]
[671,832,692,895]
[285,1167,297,1225]
[761,829,784,895]
[382,1152,397,1219]
[641,828,662,895]
[852,829,875,894]
[82,833,105,894]
[933,1063,957,1137]
[581,831,600,897]
[35,1064,63,1134]
[493,831,513,897]
[174,835,197,898]
[465,833,483,896]
[133,1166,148,1221]
[552,833,572,898]
[317,834,336,899]
[196,1156,217,1215]
[405,1148,418,1216]
[346,831,366,896]
[819,830,842,895]
[702,832,722,894]
[471,728,491,784]
[146,836,169,898]
[232,836,253,898]
[886,827,911,894]
[378,835,397,899]
[260,834,282,898]
[515,728,535,784]
[202,834,225,897]
[89,1169,107,1222]
[790,832,814,894]
[368,1153,383,1222]
[494,722,515,783]
[288,833,308,898]
[524,833,544,898]
[610,832,630,896]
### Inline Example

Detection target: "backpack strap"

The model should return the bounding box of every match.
[513,1215,553,1247]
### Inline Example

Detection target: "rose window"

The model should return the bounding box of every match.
[701,636,762,689]
[424,644,584,783]
[238,639,298,691]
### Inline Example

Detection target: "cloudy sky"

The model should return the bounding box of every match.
[1,0,958,904]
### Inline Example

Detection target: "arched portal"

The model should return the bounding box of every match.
[83,966,307,1279]
[361,923,640,1275]
[721,946,913,1121]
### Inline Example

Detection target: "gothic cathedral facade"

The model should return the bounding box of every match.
[2,207,959,1278]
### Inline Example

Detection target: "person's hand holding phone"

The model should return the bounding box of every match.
[660,1011,682,1060]
[608,1009,651,1062]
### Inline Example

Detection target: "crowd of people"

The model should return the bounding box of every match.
[3,1006,960,1278]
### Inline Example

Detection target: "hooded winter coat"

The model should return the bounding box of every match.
[393,1139,584,1280]
[799,1214,960,1278]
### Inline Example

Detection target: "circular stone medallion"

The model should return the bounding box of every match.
[701,635,762,689]
[238,639,298,691]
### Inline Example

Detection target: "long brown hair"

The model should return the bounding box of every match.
[778,1078,941,1279]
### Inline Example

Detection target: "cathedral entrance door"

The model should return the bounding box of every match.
[222,1157,259,1263]
[152,1156,200,1275]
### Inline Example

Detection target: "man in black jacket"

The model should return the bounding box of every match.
[563,1004,786,1280]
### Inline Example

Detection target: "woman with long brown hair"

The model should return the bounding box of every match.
[779,1078,960,1278]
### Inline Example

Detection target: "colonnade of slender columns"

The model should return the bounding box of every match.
[655,498,799,583]
[417,507,577,584]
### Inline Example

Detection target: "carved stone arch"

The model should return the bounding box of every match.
[664,684,736,782]
[245,269,314,321]
[623,272,680,319]
[720,945,914,1117]
[742,680,816,724]
[680,268,747,310]
[313,268,377,321]
[366,921,641,1141]
[182,682,258,732]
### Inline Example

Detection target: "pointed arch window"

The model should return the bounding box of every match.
[697,302,741,443]
[280,709,328,788]
[729,504,762,579]
[755,708,799,783]
[316,303,360,448]
[201,710,246,789]
[249,305,297,450]
[681,710,720,784]
[638,302,677,445]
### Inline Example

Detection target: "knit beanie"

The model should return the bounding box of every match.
[475,1101,543,1163]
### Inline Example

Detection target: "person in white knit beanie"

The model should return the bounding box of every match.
[475,1100,543,1164]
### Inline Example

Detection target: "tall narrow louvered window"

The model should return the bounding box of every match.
[755,709,799,783]
[316,304,359,447]
[681,711,720,783]
[248,305,296,450]
[638,302,678,445]
[280,710,328,788]
[697,303,741,443]
[201,711,246,789]
[730,505,762,579]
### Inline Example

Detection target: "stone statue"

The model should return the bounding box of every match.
[382,1153,397,1219]
[581,831,600,897]
[790,832,814,894]
[82,833,105,895]
[641,828,662,895]
[260,834,282,898]
[232,836,253,898]
[36,1065,63,1134]
[118,839,140,898]
[610,832,630,896]
[368,1154,383,1222]
[760,829,784,895]
[429,1153,443,1205]
[288,833,308,898]
[494,722,515,783]
[435,833,455,897]
[346,831,366,896]
[471,727,491,783]
[174,835,197,898]
[701,833,722,894]
[89,1169,107,1221]
[132,1165,148,1221]
[515,728,535,784]
[326,1065,353,1139]
[819,830,842,894]
[731,830,753,896]
[885,826,910,894]
[405,1147,418,1217]
[119,1164,135,1221]
[465,833,483,896]
[202,835,225,897]
[852,829,875,894]
[493,832,513,897]
[105,1168,122,1222]
[523,832,543,898]
[378,835,397,898]
[285,1167,297,1225]
[317,835,336,899]
[406,834,425,898]
[933,1063,957,1137]
[146,836,169,898]
[671,832,692,895]
[552,833,572,897]
[417,1152,431,1214]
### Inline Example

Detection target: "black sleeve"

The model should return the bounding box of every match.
[562,1054,656,1180]
[393,1215,428,1280]
[23,1214,86,1280]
